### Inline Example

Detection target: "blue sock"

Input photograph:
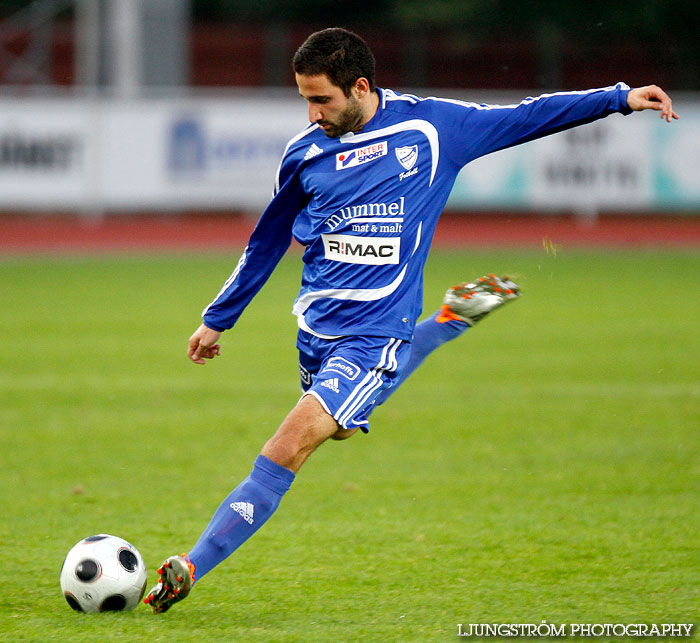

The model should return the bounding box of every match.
[376,312,469,405]
[188,455,295,581]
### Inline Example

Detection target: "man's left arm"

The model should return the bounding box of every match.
[627,85,679,122]
[441,83,677,167]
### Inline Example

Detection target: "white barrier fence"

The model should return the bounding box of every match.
[0,90,698,213]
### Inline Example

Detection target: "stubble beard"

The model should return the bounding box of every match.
[320,95,365,138]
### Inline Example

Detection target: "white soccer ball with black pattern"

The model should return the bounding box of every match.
[60,534,147,612]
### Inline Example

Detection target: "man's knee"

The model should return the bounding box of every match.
[261,394,340,472]
[330,426,359,441]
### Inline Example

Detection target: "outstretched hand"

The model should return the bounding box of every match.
[627,85,679,122]
[188,323,222,365]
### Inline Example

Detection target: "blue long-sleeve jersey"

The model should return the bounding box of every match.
[203,84,632,340]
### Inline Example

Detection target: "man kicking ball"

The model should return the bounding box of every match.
[145,27,676,613]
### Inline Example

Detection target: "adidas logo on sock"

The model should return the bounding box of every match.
[304,143,323,160]
[320,378,340,393]
[230,501,254,524]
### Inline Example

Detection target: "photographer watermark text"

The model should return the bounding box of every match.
[457,622,694,638]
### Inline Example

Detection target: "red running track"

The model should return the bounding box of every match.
[1,213,699,254]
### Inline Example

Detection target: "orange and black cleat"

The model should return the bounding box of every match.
[144,554,196,614]
[436,275,521,325]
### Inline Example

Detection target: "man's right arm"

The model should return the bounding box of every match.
[187,160,308,364]
[188,323,222,365]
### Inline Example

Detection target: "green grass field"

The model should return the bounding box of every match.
[1,248,698,642]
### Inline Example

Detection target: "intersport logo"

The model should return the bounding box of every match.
[322,233,400,265]
[336,141,387,170]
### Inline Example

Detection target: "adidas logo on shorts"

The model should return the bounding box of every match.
[230,501,254,524]
[320,378,340,393]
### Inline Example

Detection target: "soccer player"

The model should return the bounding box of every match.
[145,28,677,613]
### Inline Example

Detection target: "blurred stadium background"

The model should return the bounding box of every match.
[0,0,699,250]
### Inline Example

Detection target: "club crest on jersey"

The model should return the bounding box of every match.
[336,141,388,170]
[395,145,418,170]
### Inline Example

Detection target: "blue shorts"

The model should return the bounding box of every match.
[297,330,411,433]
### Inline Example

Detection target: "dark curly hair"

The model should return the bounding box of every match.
[292,28,376,97]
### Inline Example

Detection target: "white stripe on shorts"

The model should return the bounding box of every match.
[336,338,402,428]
